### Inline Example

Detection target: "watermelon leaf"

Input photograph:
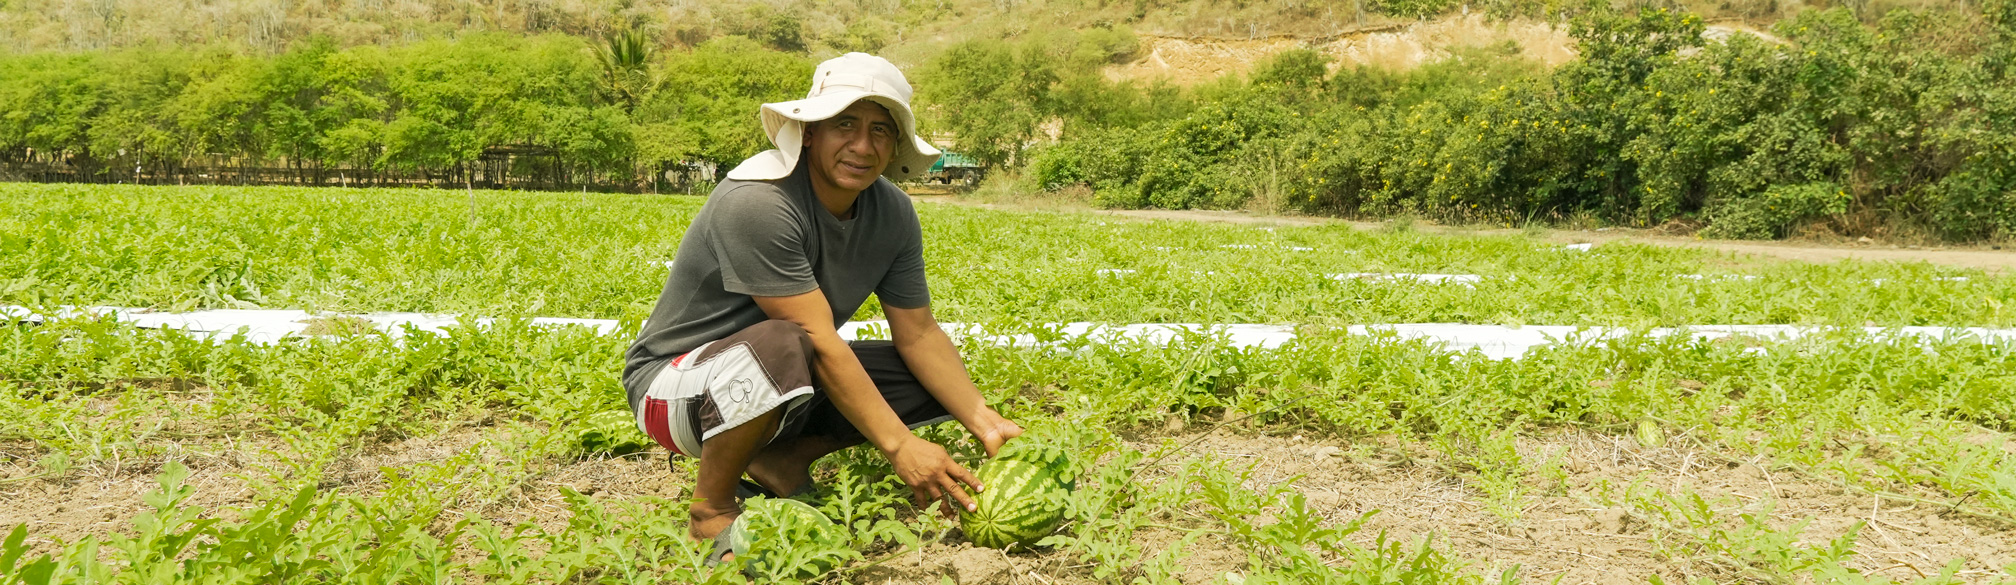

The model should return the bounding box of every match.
[573,410,651,457]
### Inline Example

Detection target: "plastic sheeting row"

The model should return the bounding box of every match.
[8,305,2014,360]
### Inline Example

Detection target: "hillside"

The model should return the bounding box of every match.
[0,0,1950,63]
[1107,14,1576,85]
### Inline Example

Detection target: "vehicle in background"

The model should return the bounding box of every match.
[926,152,982,185]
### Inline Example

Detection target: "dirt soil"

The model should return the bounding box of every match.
[7,423,2013,583]
[1128,430,2016,584]
[1104,14,1783,86]
[0,421,508,555]
[842,428,2016,584]
[915,195,2016,274]
[1111,14,1579,85]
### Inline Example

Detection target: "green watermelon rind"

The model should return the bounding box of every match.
[959,459,1070,550]
[727,497,843,580]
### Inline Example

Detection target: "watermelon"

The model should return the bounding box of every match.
[959,458,1072,550]
[726,497,850,580]
[1635,418,1666,448]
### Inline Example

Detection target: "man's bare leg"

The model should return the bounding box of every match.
[690,408,784,546]
[745,434,852,496]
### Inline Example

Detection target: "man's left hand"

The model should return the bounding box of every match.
[967,409,1024,458]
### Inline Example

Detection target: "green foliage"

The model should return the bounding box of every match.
[1369,0,1460,19]
[1249,49,1331,94]
[918,39,1059,170]
[4,208,2016,580]
[1701,182,1851,239]
[0,460,742,584]
[593,28,659,113]
[0,33,813,186]
[1127,98,1293,209]
[719,5,808,53]
[728,497,855,583]
[916,25,1179,173]
[573,410,652,457]
[635,36,812,171]
[4,182,2014,328]
[1026,4,2016,241]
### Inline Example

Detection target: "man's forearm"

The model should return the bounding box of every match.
[807,331,914,454]
[893,325,989,424]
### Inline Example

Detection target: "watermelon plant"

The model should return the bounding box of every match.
[572,410,652,457]
[4,183,2016,583]
[728,497,857,583]
[1,182,2008,328]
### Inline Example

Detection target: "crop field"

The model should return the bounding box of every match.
[4,182,2016,584]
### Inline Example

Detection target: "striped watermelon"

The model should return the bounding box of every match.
[960,458,1072,550]
[727,497,848,580]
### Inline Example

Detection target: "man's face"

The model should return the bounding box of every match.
[805,100,898,195]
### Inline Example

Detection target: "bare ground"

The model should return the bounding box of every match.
[1140,431,2016,584]
[13,421,2008,584]
[1108,14,1578,86]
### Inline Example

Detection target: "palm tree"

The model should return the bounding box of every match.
[593,28,658,114]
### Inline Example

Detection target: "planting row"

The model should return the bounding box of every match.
[2,183,2009,326]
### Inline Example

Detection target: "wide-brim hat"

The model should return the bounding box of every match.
[725,53,942,182]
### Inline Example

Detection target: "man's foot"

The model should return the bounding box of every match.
[690,501,740,562]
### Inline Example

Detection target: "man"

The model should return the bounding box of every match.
[623,53,1023,558]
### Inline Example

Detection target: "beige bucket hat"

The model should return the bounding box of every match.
[725,53,942,182]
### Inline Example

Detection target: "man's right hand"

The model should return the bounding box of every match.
[888,436,982,516]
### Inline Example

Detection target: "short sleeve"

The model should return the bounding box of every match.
[707,185,820,298]
[875,193,931,309]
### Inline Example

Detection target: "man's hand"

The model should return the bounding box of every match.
[967,409,1024,459]
[888,436,982,516]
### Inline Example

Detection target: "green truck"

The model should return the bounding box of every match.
[926,152,982,185]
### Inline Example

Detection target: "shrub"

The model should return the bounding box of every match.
[1701,182,1851,239]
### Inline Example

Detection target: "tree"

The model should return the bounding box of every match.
[919,39,1057,170]
[593,27,658,113]
[638,36,812,172]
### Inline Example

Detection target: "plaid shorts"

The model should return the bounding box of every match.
[631,319,953,457]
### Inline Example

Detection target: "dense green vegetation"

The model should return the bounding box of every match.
[0,34,808,186]
[1030,4,2016,241]
[3,183,2010,326]
[4,184,2016,582]
[0,21,1145,189]
[4,306,2016,582]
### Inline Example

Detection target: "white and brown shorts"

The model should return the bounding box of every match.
[631,319,954,457]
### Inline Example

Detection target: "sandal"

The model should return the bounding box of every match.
[703,517,742,567]
[735,477,819,500]
[734,478,774,500]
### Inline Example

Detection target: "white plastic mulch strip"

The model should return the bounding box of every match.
[907,322,2016,360]
[8,305,2015,360]
[2,305,626,344]
[1097,270,1982,287]
[1329,273,1485,286]
[1098,270,1486,285]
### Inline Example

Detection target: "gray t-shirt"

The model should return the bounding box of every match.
[622,162,931,403]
